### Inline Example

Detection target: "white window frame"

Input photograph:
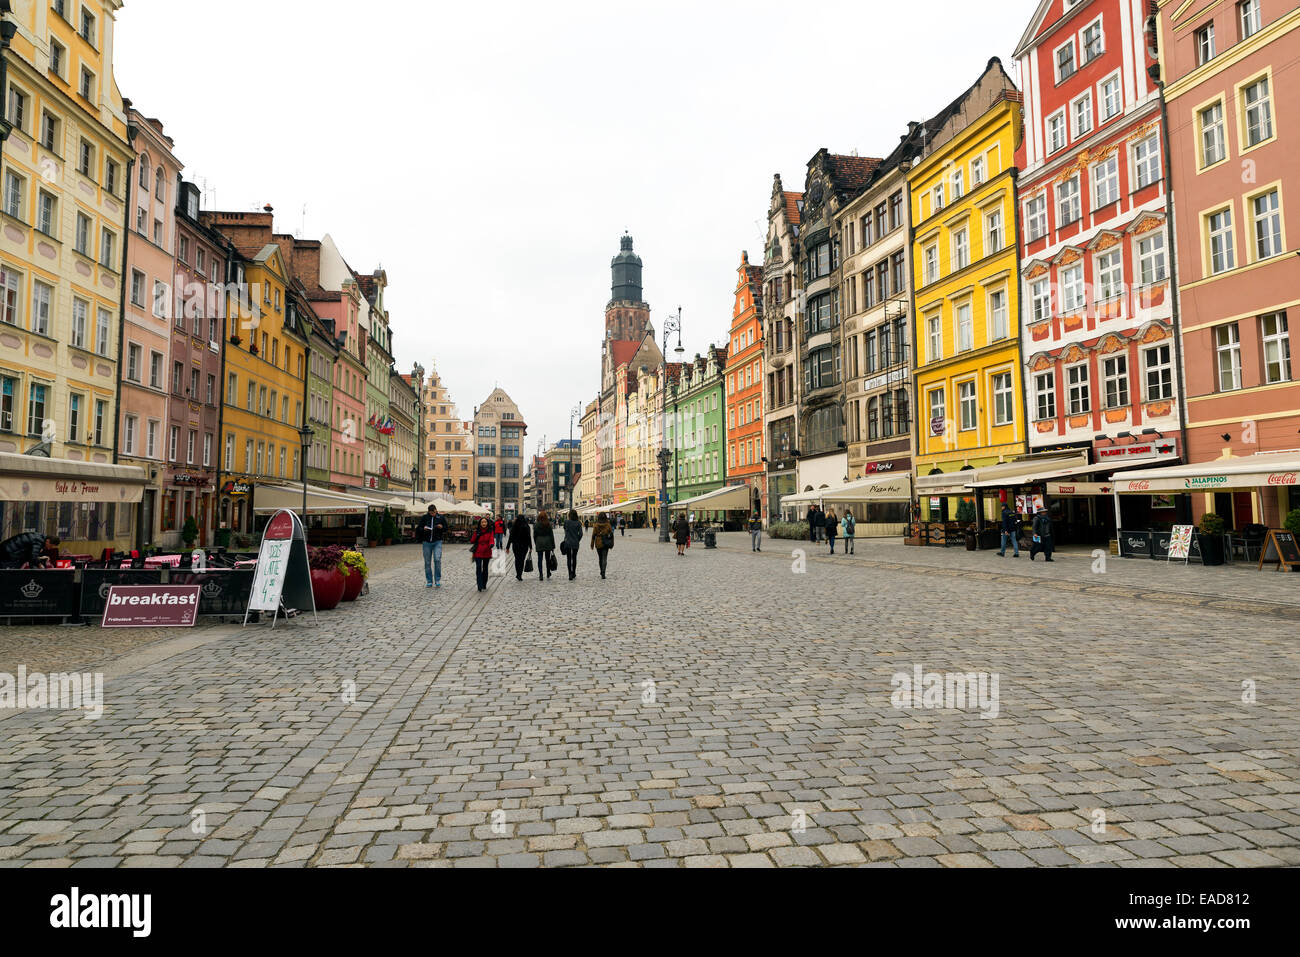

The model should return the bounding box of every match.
[1208,207,1236,274]
[1072,90,1093,138]
[958,380,977,432]
[1092,155,1119,209]
[1057,176,1081,226]
[1030,277,1050,322]
[1034,370,1056,421]
[1216,323,1242,391]
[1047,111,1066,153]
[1081,17,1105,64]
[1251,188,1282,261]
[1067,363,1090,415]
[1026,195,1048,241]
[1144,344,1173,401]
[1054,38,1077,83]
[1102,355,1129,409]
[926,312,942,362]
[1137,232,1167,285]
[1095,248,1123,301]
[1261,312,1291,384]
[1101,74,1122,121]
[985,209,1003,253]
[1199,100,1227,168]
[992,371,1014,426]
[1133,135,1161,189]
[956,302,973,353]
[1061,263,1085,313]
[989,288,1009,341]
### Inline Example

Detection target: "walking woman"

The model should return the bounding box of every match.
[507,514,532,581]
[841,510,856,556]
[673,512,690,556]
[591,511,614,579]
[562,509,584,580]
[470,517,495,592]
[825,507,839,554]
[533,511,557,581]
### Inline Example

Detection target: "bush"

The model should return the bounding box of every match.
[1198,511,1227,537]
[1285,509,1300,538]
[308,545,345,572]
[181,516,199,546]
[341,550,368,578]
[769,521,809,540]
[380,509,398,542]
[367,512,382,542]
[955,499,977,524]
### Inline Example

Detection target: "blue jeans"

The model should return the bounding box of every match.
[423,540,443,584]
[999,531,1019,556]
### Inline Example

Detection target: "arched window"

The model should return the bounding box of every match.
[138,155,150,190]
[867,396,879,441]
[155,166,165,202]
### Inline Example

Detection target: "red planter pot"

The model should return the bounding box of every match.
[311,568,346,611]
[341,570,364,602]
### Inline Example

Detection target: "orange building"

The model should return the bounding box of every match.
[726,252,765,519]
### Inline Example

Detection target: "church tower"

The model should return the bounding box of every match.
[605,234,650,342]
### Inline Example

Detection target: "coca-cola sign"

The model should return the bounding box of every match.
[1267,472,1298,486]
[1127,480,1151,491]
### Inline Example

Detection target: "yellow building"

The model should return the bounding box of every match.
[910,60,1026,522]
[203,211,309,536]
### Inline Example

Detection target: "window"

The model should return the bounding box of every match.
[952,168,964,200]
[1195,23,1215,65]
[27,383,47,436]
[890,191,903,230]
[127,343,141,382]
[169,426,179,463]
[866,397,879,441]
[39,111,58,151]
[36,191,56,235]
[1057,177,1080,225]
[1073,92,1092,138]
[1145,345,1173,401]
[0,268,18,326]
[1239,0,1262,40]
[1031,278,1050,323]
[1056,40,1076,81]
[993,372,1014,425]
[79,67,95,101]
[74,213,90,255]
[1093,155,1119,208]
[178,236,190,264]
[1138,232,1167,285]
[1026,195,1047,241]
[929,388,945,432]
[986,209,1003,252]
[6,87,27,133]
[100,228,115,268]
[146,421,158,459]
[927,313,942,362]
[1048,112,1066,153]
[50,40,66,79]
[931,183,944,213]
[1242,77,1273,148]
[958,381,977,431]
[1134,136,1161,189]
[152,280,168,319]
[1262,312,1291,384]
[881,392,895,438]
[206,375,215,405]
[1067,364,1090,414]
[1252,189,1282,260]
[1061,264,1085,313]
[3,171,24,219]
[971,157,985,186]
[225,434,235,471]
[67,394,81,442]
[149,352,162,389]
[1096,249,1123,300]
[129,270,145,307]
[1035,371,1056,420]
[70,299,87,348]
[187,430,196,465]
[80,6,96,43]
[956,302,973,353]
[989,290,1009,340]
[1101,76,1121,120]
[78,138,94,176]
[1200,102,1226,167]
[30,281,51,335]
[1082,19,1104,62]
[1102,356,1129,408]
[123,415,137,455]
[105,159,118,195]
[1216,323,1242,391]
[924,244,938,284]
[0,377,12,432]
[1208,207,1235,274]
[952,228,969,271]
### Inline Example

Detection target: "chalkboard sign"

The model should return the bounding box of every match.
[1258,529,1300,572]
[245,510,315,626]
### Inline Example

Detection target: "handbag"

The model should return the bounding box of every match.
[524,553,534,573]
[547,552,558,572]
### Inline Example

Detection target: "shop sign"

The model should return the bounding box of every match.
[862,461,899,475]
[1184,475,1229,489]
[1266,473,1299,487]
[222,481,252,496]
[1097,440,1178,461]
[929,417,945,437]
[101,585,201,628]
[246,510,314,627]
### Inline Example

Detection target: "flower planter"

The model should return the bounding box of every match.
[341,570,364,602]
[310,568,346,610]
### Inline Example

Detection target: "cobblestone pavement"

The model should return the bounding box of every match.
[1,533,1297,868]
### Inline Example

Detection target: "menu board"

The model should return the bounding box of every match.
[1259,530,1300,572]
[245,510,315,626]
[1168,525,1194,562]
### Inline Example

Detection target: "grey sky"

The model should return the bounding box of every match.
[114,0,1040,458]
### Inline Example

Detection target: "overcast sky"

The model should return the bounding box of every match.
[115,0,1039,458]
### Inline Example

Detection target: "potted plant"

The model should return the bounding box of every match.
[308,545,347,610]
[181,516,199,550]
[366,512,381,548]
[340,550,367,602]
[380,509,397,547]
[1198,512,1226,566]
[229,332,242,346]
[1285,509,1300,538]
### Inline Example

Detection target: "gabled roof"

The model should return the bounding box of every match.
[824,153,883,199]
[608,339,644,370]
[784,192,803,226]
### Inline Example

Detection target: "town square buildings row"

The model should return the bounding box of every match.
[575,0,1300,539]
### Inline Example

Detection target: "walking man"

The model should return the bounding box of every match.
[416,503,449,587]
[619,515,626,537]
[806,505,818,543]
[997,503,1020,558]
[1029,507,1055,562]
[748,512,763,552]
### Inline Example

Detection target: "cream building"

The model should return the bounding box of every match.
[421,365,474,500]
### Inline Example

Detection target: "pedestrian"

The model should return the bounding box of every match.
[619,514,626,537]
[652,516,658,533]
[841,510,856,555]
[998,503,1021,558]
[507,514,532,580]
[494,516,506,550]
[1029,507,1055,562]
[591,511,614,579]
[813,504,826,542]
[748,512,763,552]
[673,512,690,556]
[533,510,557,581]
[562,508,584,580]
[825,507,838,554]
[806,505,817,543]
[416,503,449,587]
[469,517,495,592]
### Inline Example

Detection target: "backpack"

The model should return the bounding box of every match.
[843,515,855,535]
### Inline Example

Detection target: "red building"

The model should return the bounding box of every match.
[726,252,765,520]
[1015,0,1181,536]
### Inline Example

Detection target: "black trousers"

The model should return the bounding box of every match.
[474,558,490,590]
[1030,536,1055,560]
[537,550,554,579]
[596,548,609,577]
[565,548,578,578]
[513,549,528,579]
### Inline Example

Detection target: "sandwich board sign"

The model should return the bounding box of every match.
[244,509,316,627]
[1259,529,1300,572]
[1167,525,1195,564]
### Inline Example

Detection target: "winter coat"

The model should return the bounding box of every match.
[562,519,584,551]
[470,529,495,560]
[842,514,856,537]
[1032,512,1053,539]
[507,521,532,554]
[1000,509,1018,534]
[416,513,448,543]
[824,515,838,537]
[673,518,690,545]
[591,521,614,550]
[533,522,556,552]
[748,517,763,532]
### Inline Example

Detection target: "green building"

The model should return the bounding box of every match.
[667,346,729,520]
[305,313,340,488]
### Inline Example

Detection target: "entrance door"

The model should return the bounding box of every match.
[141,490,156,547]
[1232,492,1254,530]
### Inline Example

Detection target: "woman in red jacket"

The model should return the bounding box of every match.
[470,518,495,591]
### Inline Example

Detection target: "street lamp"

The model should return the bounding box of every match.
[296,423,314,528]
[410,466,418,505]
[568,403,582,513]
[659,307,685,543]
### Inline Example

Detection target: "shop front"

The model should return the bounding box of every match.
[667,484,753,527]
[0,453,145,558]
[162,468,217,550]
[219,480,256,546]
[784,474,913,538]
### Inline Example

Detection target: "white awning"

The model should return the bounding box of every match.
[253,483,375,515]
[1114,451,1300,494]
[667,485,754,511]
[0,452,146,504]
[783,475,912,507]
[782,487,834,507]
[964,452,1091,490]
[1047,481,1115,497]
[579,499,648,516]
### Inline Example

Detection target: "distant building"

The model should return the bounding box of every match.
[422,367,474,499]
[473,388,526,516]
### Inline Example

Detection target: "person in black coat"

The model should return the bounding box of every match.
[997,503,1020,558]
[1029,508,1055,562]
[562,509,584,580]
[507,515,533,580]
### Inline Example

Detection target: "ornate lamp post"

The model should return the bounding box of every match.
[296,423,314,527]
[410,466,418,505]
[658,308,684,543]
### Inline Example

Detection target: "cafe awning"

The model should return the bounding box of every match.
[253,484,372,515]
[667,485,753,512]
[0,452,147,504]
[784,475,913,507]
[964,451,1090,490]
[1114,451,1300,494]
[579,499,647,516]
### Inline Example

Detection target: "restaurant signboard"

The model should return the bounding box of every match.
[101,585,202,628]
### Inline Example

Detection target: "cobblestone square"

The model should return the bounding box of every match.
[1,533,1297,868]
